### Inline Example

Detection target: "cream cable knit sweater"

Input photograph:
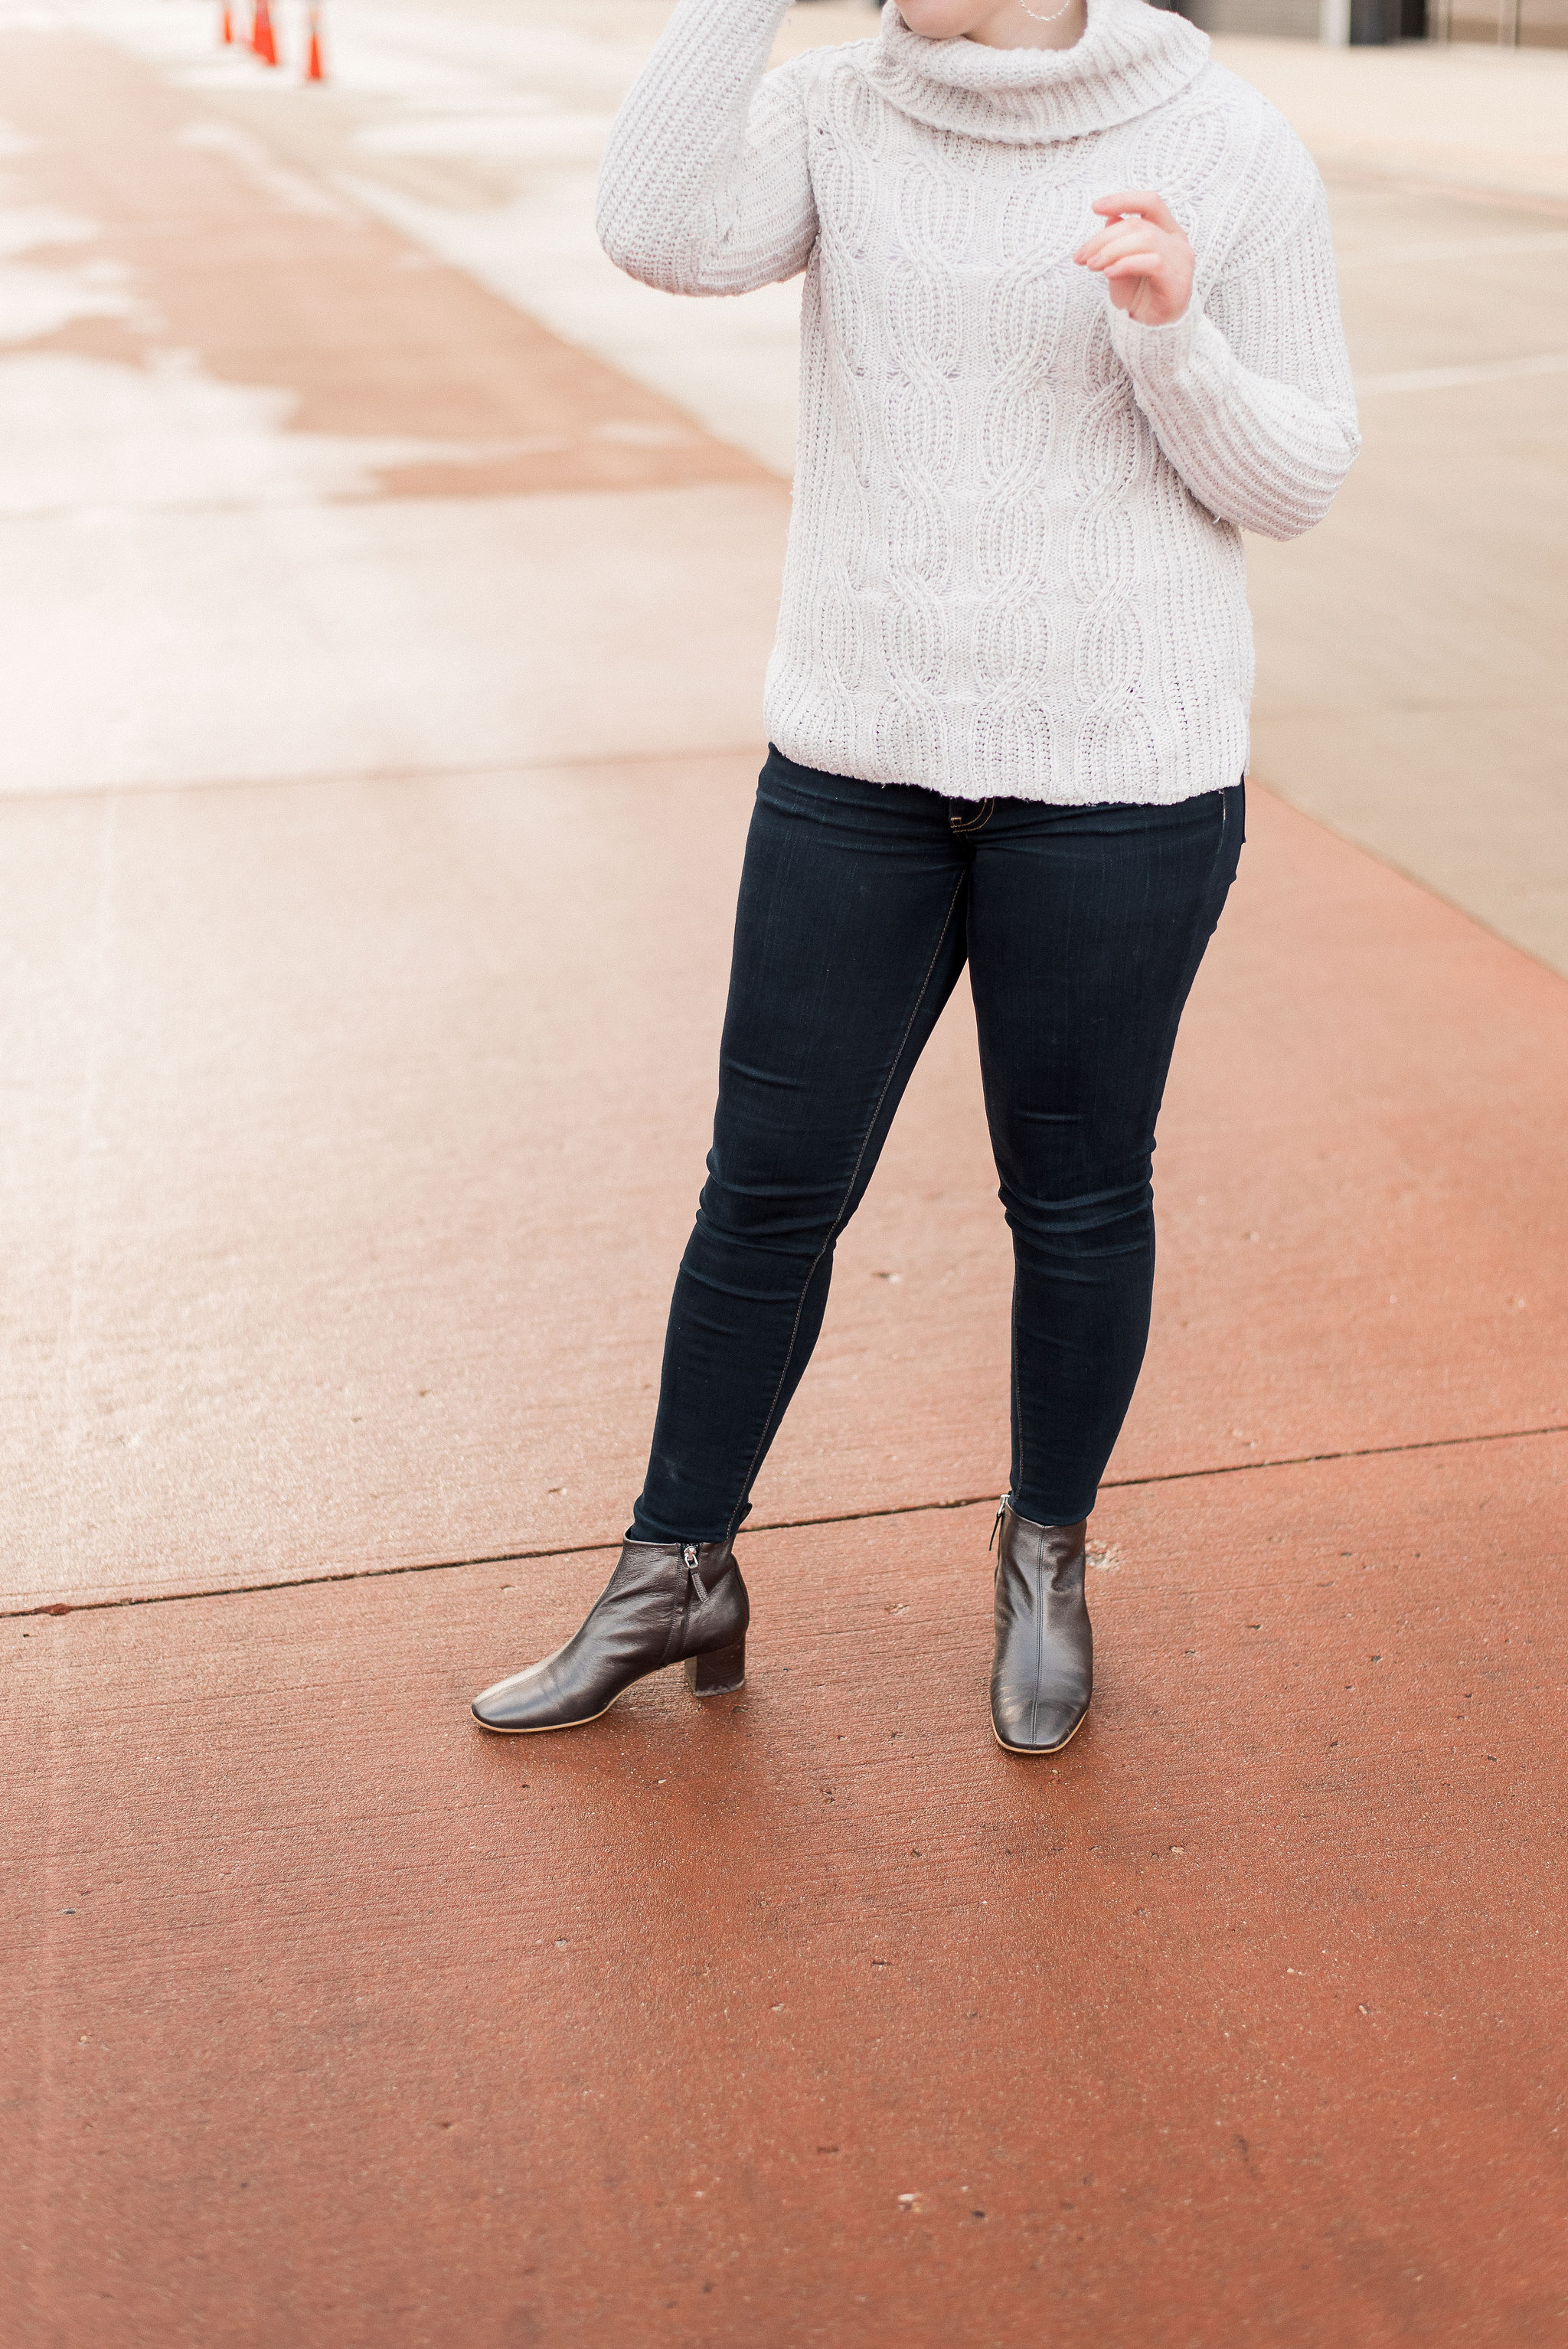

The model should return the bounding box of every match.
[597,0,1359,805]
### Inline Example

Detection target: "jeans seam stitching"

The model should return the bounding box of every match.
[1009,785,1238,1531]
[722,868,969,1544]
[1010,1266,1024,1537]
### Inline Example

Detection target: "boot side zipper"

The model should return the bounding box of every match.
[681,1543,710,1605]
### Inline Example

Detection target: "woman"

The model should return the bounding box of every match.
[472,0,1357,1751]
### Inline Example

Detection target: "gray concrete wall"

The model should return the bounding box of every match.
[1182,0,1323,37]
[1184,0,1567,40]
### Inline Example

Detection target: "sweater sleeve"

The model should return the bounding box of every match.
[596,0,818,299]
[1106,158,1360,542]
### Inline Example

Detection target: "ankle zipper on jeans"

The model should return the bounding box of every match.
[989,1494,1010,1554]
[682,1543,710,1604]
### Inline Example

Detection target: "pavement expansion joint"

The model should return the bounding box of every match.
[2,743,772,809]
[11,1417,1564,1623]
[1321,164,1568,221]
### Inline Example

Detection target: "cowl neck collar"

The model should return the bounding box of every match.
[863,0,1210,145]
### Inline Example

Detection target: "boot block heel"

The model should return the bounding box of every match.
[684,1639,746,1697]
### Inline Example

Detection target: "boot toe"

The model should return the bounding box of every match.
[470,1675,539,1733]
[991,1691,1089,1756]
[471,1662,603,1734]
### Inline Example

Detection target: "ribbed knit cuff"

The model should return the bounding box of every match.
[1105,299,1207,387]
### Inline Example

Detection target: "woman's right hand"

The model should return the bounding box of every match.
[1074,191,1195,328]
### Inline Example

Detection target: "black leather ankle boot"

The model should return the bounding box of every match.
[471,1538,749,1734]
[989,1499,1092,1756]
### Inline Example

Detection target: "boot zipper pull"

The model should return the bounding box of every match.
[989,1494,1009,1555]
[682,1543,710,1604]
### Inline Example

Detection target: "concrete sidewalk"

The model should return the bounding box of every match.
[3,8,1566,2343]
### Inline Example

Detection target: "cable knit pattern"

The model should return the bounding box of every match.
[598,0,1359,805]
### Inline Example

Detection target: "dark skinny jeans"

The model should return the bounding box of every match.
[629,748,1243,1543]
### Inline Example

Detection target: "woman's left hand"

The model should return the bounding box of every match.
[1074,192,1194,328]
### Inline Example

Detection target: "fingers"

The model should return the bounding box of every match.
[1089,188,1179,233]
[1074,222,1170,270]
[1073,188,1193,324]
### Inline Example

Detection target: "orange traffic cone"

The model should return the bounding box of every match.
[251,0,278,65]
[219,2,233,42]
[303,3,325,80]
